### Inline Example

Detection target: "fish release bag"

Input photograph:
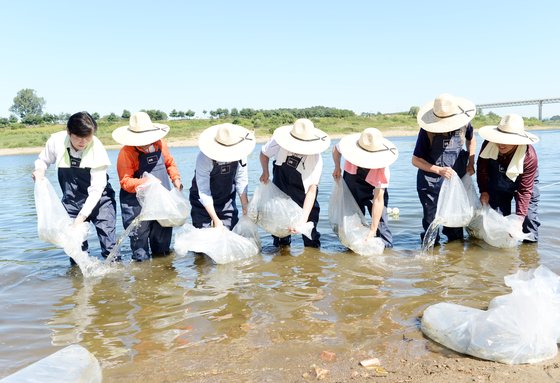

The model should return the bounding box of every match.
[328,179,384,256]
[136,172,190,227]
[246,182,313,239]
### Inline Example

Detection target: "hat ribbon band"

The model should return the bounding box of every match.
[357,142,397,155]
[128,126,164,134]
[216,132,253,147]
[496,127,536,142]
[290,132,327,142]
[433,106,474,119]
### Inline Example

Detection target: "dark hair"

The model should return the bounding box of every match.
[67,112,97,137]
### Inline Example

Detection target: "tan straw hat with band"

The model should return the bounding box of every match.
[198,123,256,162]
[112,112,169,146]
[417,93,476,133]
[478,114,539,145]
[273,118,331,155]
[338,128,398,169]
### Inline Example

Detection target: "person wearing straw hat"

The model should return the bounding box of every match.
[259,118,331,247]
[412,93,477,244]
[189,123,255,230]
[112,111,183,261]
[32,111,117,262]
[476,114,540,242]
[332,128,399,247]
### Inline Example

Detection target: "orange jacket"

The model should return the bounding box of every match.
[116,140,181,193]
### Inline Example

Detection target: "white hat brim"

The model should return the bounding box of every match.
[112,123,169,146]
[198,125,256,162]
[338,133,399,169]
[273,125,331,155]
[417,96,476,133]
[478,125,539,145]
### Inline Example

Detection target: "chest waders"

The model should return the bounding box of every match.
[189,160,240,229]
[487,158,540,241]
[272,155,321,247]
[58,149,116,258]
[416,129,469,243]
[119,148,173,261]
[343,168,392,247]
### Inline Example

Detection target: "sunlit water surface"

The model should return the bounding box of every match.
[0,131,559,379]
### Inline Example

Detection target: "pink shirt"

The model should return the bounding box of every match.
[344,161,390,188]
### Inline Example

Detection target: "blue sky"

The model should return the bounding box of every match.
[2,0,560,118]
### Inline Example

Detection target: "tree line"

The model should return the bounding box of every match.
[1,88,356,127]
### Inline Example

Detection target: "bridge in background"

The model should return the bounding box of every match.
[476,98,560,120]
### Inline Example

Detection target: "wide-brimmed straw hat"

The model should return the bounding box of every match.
[112,112,169,146]
[273,118,331,155]
[417,93,476,133]
[198,123,256,162]
[478,114,539,145]
[338,128,398,169]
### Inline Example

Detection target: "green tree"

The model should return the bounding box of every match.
[408,106,419,116]
[121,109,131,119]
[10,88,46,119]
[92,112,100,120]
[185,109,195,119]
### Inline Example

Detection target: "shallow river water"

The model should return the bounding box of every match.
[0,130,559,381]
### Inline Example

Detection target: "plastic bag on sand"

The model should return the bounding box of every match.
[34,178,89,249]
[174,216,260,264]
[468,204,532,248]
[435,173,474,227]
[328,179,384,256]
[247,182,313,239]
[136,173,190,227]
[421,265,560,364]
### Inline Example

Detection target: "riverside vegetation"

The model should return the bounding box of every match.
[0,109,555,150]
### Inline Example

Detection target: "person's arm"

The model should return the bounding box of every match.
[117,147,145,193]
[235,160,249,215]
[332,145,342,180]
[466,137,476,176]
[367,187,385,240]
[412,155,455,179]
[259,151,270,184]
[476,141,490,205]
[514,147,538,217]
[161,141,182,189]
[74,166,108,224]
[289,184,318,232]
[32,135,58,180]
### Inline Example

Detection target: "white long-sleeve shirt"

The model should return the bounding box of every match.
[34,131,110,218]
[194,151,249,207]
[261,138,323,193]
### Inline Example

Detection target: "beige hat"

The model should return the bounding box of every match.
[198,123,256,162]
[417,93,476,133]
[112,112,169,146]
[273,118,331,155]
[338,128,398,169]
[478,114,539,145]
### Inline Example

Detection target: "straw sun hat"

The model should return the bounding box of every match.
[417,93,476,133]
[198,123,256,162]
[478,114,539,145]
[273,118,331,155]
[338,128,398,169]
[112,112,169,146]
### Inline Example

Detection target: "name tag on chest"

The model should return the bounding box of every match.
[146,154,159,165]
[70,158,81,167]
[220,164,231,174]
[286,156,302,169]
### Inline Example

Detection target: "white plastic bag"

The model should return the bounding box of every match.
[328,179,384,256]
[174,217,260,264]
[34,178,88,249]
[247,182,313,239]
[421,265,560,364]
[136,173,190,227]
[468,204,532,248]
[435,172,474,227]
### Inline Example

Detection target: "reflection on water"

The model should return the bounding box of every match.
[0,130,558,378]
